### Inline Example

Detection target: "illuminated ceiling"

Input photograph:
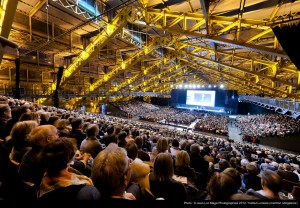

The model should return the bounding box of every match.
[1,0,300,107]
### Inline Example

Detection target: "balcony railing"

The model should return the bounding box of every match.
[239,95,300,116]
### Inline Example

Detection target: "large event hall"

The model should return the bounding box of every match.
[0,0,300,205]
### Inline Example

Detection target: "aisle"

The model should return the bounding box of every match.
[228,122,243,143]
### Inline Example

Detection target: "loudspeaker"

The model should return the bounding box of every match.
[53,90,59,108]
[56,66,64,90]
[89,77,94,84]
[104,66,109,74]
[272,23,300,70]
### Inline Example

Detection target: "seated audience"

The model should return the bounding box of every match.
[206,170,240,200]
[91,143,136,200]
[149,153,187,200]
[124,141,150,195]
[19,125,60,190]
[246,169,288,200]
[37,138,99,200]
[135,136,150,161]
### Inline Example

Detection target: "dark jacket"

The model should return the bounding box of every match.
[149,173,187,200]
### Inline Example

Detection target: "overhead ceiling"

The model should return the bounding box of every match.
[0,0,300,109]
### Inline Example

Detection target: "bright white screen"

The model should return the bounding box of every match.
[186,90,216,107]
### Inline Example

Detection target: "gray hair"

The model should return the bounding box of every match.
[91,143,128,198]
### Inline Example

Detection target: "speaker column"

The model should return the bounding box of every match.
[53,66,64,108]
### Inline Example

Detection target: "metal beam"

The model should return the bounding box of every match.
[36,6,132,104]
[29,0,47,17]
[137,9,288,58]
[0,0,19,64]
[185,50,299,88]
[179,57,288,97]
[245,28,272,43]
[200,0,210,35]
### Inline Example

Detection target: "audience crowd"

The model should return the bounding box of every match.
[0,95,299,205]
[235,114,300,141]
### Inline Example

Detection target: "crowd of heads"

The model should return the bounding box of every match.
[0,95,299,203]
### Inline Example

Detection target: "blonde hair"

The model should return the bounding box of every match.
[154,153,174,182]
[156,138,168,153]
[175,150,190,168]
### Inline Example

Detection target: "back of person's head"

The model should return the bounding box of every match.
[156,138,168,153]
[40,112,50,124]
[283,163,292,171]
[71,117,83,129]
[123,127,130,137]
[172,139,179,148]
[114,124,122,135]
[125,141,138,160]
[10,120,38,149]
[241,159,249,167]
[0,104,11,118]
[105,125,115,135]
[134,136,143,149]
[153,153,174,182]
[80,139,103,158]
[48,116,59,125]
[11,105,30,120]
[261,169,282,194]
[19,112,40,123]
[175,150,190,168]
[118,131,127,141]
[246,162,259,175]
[223,167,242,190]
[190,143,201,155]
[206,171,238,200]
[27,125,59,148]
[82,122,91,133]
[91,143,130,198]
[219,159,231,171]
[86,124,99,138]
[42,137,76,177]
[0,96,8,104]
[54,119,70,130]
